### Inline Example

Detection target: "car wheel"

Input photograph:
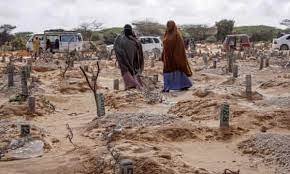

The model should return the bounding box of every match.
[280,44,289,50]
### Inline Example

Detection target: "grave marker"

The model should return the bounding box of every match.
[246,75,252,98]
[96,93,105,117]
[28,96,36,114]
[220,103,230,128]
[259,56,264,70]
[7,63,14,87]
[120,159,133,174]
[213,60,217,69]
[113,79,119,90]
[21,124,30,137]
[21,67,29,97]
[233,65,238,78]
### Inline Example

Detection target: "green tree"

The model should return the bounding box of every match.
[215,19,235,41]
[0,24,16,46]
[132,19,165,36]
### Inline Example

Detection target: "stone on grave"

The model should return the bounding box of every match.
[213,60,217,69]
[120,159,133,174]
[150,59,155,68]
[233,65,238,78]
[113,79,119,90]
[228,54,234,73]
[7,63,14,87]
[153,75,158,84]
[28,96,36,114]
[220,103,230,128]
[96,93,105,117]
[259,56,264,70]
[21,67,29,97]
[202,54,208,67]
[83,65,89,72]
[246,75,252,98]
[21,124,31,137]
[265,56,270,67]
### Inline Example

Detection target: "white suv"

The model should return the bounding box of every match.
[272,34,290,50]
[139,36,163,53]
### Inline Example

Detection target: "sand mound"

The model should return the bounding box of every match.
[58,80,91,94]
[0,95,55,116]
[87,112,177,131]
[105,91,146,110]
[259,80,290,89]
[252,110,290,130]
[231,91,263,100]
[195,126,248,141]
[33,66,57,72]
[134,158,175,174]
[168,99,220,120]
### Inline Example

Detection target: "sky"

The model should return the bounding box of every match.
[1,0,289,33]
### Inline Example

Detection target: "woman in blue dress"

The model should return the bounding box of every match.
[162,21,193,92]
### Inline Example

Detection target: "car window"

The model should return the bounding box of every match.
[240,36,249,43]
[46,35,59,42]
[61,35,76,42]
[140,38,146,44]
[153,38,160,43]
[141,38,153,44]
[287,36,290,40]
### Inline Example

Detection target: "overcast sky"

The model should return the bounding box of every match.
[1,0,289,33]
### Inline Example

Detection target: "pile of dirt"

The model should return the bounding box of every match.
[134,157,175,174]
[238,133,290,174]
[0,95,55,116]
[168,99,220,120]
[105,90,146,110]
[33,65,58,72]
[252,110,290,130]
[58,80,91,94]
[231,91,263,100]
[194,126,248,141]
[259,80,290,89]
[113,126,197,142]
[87,112,177,131]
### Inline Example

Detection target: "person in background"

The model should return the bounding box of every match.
[33,37,40,58]
[161,20,193,92]
[114,24,144,90]
[46,39,52,53]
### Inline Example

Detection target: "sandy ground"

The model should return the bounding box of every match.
[0,45,289,174]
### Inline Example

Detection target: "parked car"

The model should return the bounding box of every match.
[26,30,84,53]
[139,36,163,54]
[223,34,251,51]
[272,34,290,50]
[106,36,163,59]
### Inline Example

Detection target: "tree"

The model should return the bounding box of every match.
[280,19,290,28]
[76,20,103,41]
[132,19,165,36]
[0,24,16,46]
[215,19,235,41]
[182,24,211,41]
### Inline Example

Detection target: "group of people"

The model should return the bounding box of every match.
[114,20,193,92]
[32,37,58,58]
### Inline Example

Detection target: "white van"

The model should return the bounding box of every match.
[26,30,84,53]
[139,36,163,53]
